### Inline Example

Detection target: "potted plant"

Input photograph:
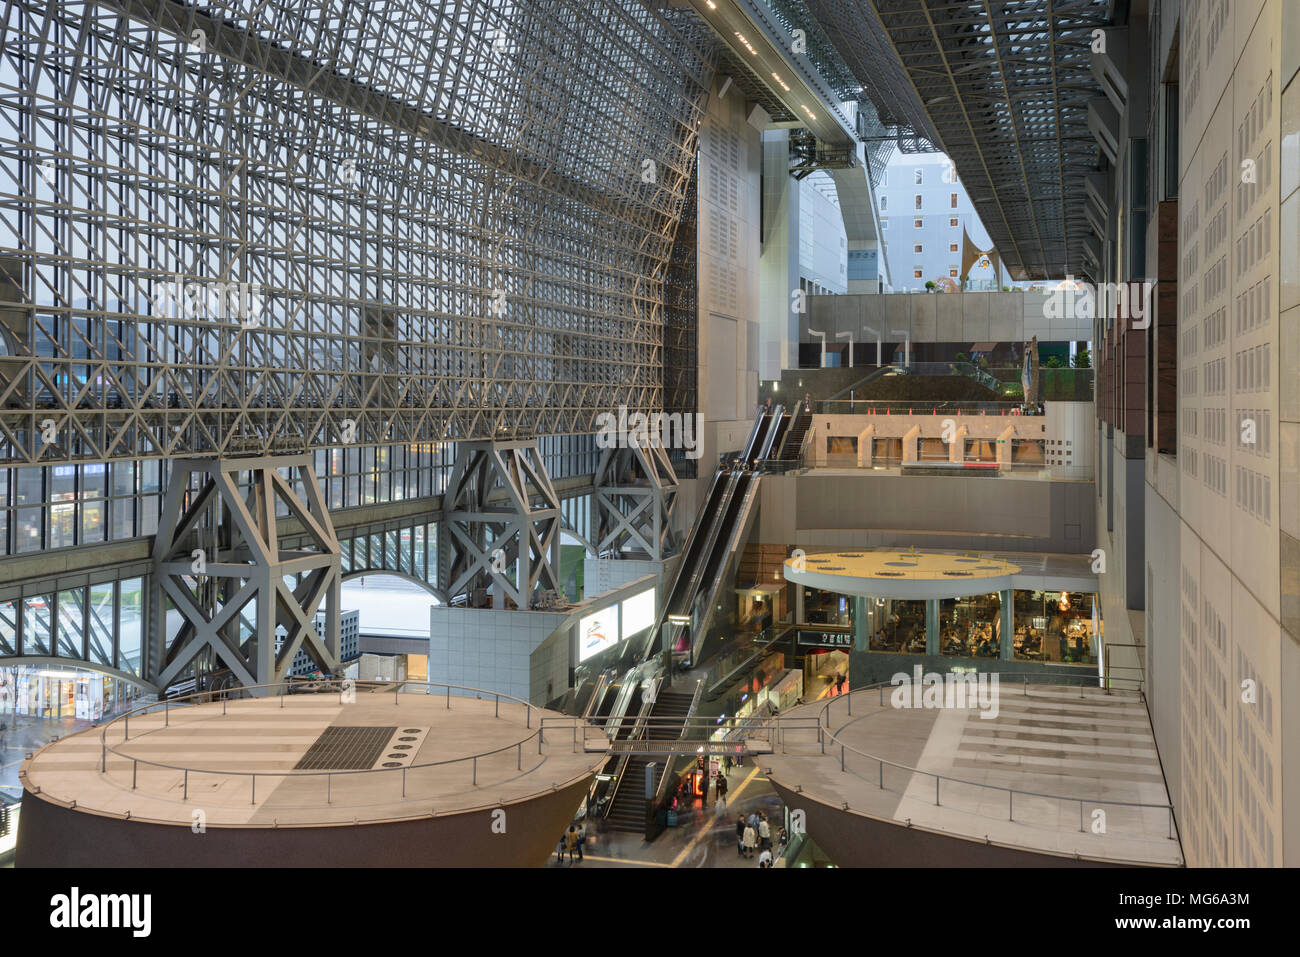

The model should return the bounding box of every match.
[925,280,937,293]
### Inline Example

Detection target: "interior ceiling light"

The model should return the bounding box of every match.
[734,32,757,55]
[705,0,716,7]
[771,72,791,92]
[801,104,816,120]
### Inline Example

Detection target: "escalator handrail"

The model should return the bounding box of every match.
[659,471,742,660]
[684,471,762,664]
[642,470,731,662]
[755,405,786,461]
[602,675,661,815]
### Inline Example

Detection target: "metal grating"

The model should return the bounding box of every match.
[294,725,398,771]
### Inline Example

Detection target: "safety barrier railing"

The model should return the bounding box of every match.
[88,680,553,809]
[764,673,1178,855]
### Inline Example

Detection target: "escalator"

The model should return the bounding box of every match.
[773,400,811,464]
[592,407,791,831]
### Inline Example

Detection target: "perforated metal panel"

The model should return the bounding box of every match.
[294,726,398,770]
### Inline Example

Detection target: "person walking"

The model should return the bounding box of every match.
[742,821,758,859]
[834,671,846,697]
[758,814,771,852]
[735,816,746,857]
[715,770,728,808]
[565,823,581,864]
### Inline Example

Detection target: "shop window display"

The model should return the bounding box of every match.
[1012,590,1097,664]
[939,593,1002,658]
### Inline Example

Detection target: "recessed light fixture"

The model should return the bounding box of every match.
[801,104,817,120]
[771,72,791,92]
[734,32,758,55]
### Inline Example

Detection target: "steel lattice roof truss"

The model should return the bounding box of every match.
[0,1,716,465]
[802,0,1109,280]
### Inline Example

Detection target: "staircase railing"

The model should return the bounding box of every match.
[646,679,704,840]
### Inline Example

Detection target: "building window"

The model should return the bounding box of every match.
[950,192,958,208]
[949,267,959,277]
[879,195,887,211]
[949,243,958,252]
[880,217,888,229]
[913,218,923,228]
[913,268,923,278]
[881,171,888,187]
[914,169,923,185]
[949,217,959,227]
[914,194,922,210]
[913,244,923,253]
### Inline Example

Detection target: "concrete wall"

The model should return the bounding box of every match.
[16,773,595,868]
[758,473,1096,554]
[767,781,1139,868]
[429,606,569,702]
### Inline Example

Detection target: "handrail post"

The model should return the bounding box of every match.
[572,724,577,754]
[847,690,851,715]
[1080,800,1084,832]
[517,742,522,770]
[472,756,477,786]
[395,687,399,706]
[402,766,407,798]
[935,775,940,806]
[183,769,188,801]
[251,774,256,805]
[495,694,499,718]
[840,745,845,772]
[447,685,450,709]
[819,727,825,754]
[878,760,883,789]
[101,741,106,772]
[165,699,169,726]
[327,773,331,804]
[124,713,129,741]
[132,760,138,789]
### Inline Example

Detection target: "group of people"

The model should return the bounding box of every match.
[555,822,586,864]
[941,624,1000,658]
[736,810,778,865]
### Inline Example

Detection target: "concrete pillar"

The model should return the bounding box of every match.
[996,425,1016,467]
[902,424,921,462]
[856,424,875,467]
[853,596,868,652]
[926,599,939,656]
[1000,589,1015,660]
[948,425,968,463]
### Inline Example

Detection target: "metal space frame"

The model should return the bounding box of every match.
[802,0,1109,279]
[0,1,715,466]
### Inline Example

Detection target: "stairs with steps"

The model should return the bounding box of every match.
[602,689,696,833]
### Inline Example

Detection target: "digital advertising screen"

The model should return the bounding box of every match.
[577,608,619,662]
[620,588,656,639]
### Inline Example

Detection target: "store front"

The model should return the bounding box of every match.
[939,592,1003,659]
[1012,590,1098,665]
[0,665,142,721]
